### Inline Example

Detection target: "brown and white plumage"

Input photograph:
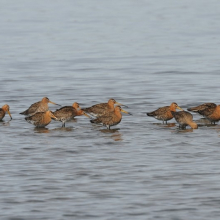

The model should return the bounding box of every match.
[171,111,198,129]
[0,104,12,121]
[90,106,132,129]
[25,110,57,128]
[52,102,89,127]
[20,97,60,116]
[147,102,183,124]
[187,103,220,124]
[82,98,124,117]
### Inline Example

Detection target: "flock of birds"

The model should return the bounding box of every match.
[0,97,131,129]
[0,97,220,130]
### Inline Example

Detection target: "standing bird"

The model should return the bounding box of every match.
[52,102,89,127]
[82,98,125,117]
[187,103,220,124]
[90,106,132,129]
[147,102,183,124]
[0,104,12,121]
[171,111,198,129]
[20,97,60,116]
[25,110,57,128]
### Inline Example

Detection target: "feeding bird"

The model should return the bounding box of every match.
[0,104,12,121]
[171,111,198,129]
[187,103,220,124]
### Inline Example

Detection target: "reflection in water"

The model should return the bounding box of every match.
[52,127,74,132]
[153,122,176,128]
[100,128,123,141]
[164,123,176,128]
[174,128,194,133]
[70,118,78,123]
[196,118,212,125]
[1,119,11,126]
[34,127,50,133]
[35,126,74,133]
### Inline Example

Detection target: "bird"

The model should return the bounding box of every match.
[90,105,132,129]
[20,97,60,116]
[25,110,58,128]
[147,102,183,124]
[82,98,126,117]
[52,102,90,127]
[0,104,12,121]
[187,103,220,124]
[171,111,198,129]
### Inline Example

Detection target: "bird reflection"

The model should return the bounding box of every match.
[70,118,78,123]
[172,128,194,133]
[34,126,74,133]
[100,128,123,141]
[153,122,176,128]
[1,119,12,126]
[52,127,74,132]
[34,127,50,133]
[196,118,211,124]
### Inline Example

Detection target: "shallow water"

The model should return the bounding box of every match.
[1,0,220,219]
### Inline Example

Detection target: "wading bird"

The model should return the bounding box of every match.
[171,111,198,129]
[25,110,57,128]
[20,97,60,116]
[0,104,12,121]
[187,103,220,124]
[147,102,183,124]
[53,102,89,127]
[90,106,132,129]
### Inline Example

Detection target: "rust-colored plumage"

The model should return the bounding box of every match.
[53,102,89,127]
[25,110,57,128]
[90,106,131,129]
[20,97,60,116]
[171,111,198,129]
[82,98,124,117]
[187,103,220,124]
[0,104,12,121]
[147,102,183,124]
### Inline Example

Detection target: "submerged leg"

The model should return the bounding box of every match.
[62,121,65,127]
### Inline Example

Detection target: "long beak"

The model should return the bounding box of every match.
[50,113,58,120]
[7,110,12,119]
[177,106,184,111]
[49,101,61,106]
[83,112,90,118]
[115,102,128,108]
[120,108,132,115]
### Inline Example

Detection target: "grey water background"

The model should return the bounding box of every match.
[1,0,220,219]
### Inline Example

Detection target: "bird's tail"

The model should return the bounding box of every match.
[187,107,198,112]
[20,110,28,115]
[146,112,154,117]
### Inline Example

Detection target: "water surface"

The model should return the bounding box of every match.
[1,1,220,219]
